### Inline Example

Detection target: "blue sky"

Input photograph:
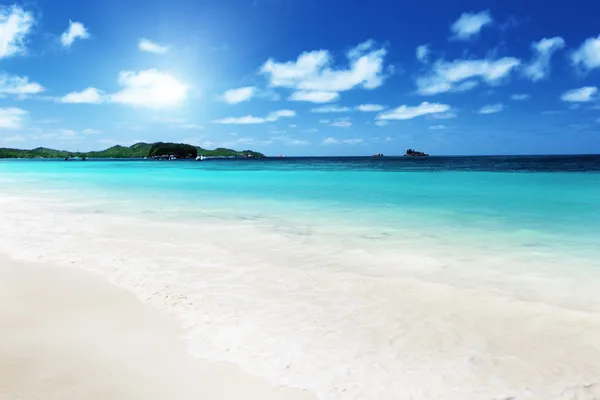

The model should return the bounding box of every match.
[0,0,599,156]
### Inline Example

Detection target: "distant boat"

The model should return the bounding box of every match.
[196,155,207,161]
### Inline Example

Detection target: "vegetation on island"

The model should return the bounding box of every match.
[0,142,266,159]
[0,147,71,159]
[148,142,198,158]
[404,149,429,157]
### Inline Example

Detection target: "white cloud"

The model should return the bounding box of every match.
[0,107,26,129]
[262,50,329,87]
[305,128,319,133]
[356,103,385,112]
[344,138,363,144]
[288,90,339,103]
[110,69,188,108]
[60,87,105,103]
[0,5,34,58]
[61,20,89,47]
[431,112,457,120]
[138,38,169,54]
[511,93,530,100]
[523,37,565,81]
[571,35,600,72]
[377,102,450,121]
[0,75,43,94]
[450,10,492,40]
[454,80,480,92]
[478,103,504,114]
[212,116,266,124]
[255,89,281,101]
[211,109,295,124]
[81,128,101,135]
[416,44,430,63]
[322,137,362,145]
[311,105,351,113]
[330,120,351,128]
[290,139,310,146]
[261,40,388,100]
[179,124,204,130]
[429,124,447,130]
[222,86,255,104]
[416,57,521,95]
[375,120,388,126]
[271,109,295,118]
[560,86,597,102]
[60,70,188,108]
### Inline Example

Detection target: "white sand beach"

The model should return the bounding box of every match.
[0,255,315,400]
[2,193,600,399]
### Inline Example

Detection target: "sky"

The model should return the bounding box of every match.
[0,0,599,156]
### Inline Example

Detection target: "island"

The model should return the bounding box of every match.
[404,149,429,157]
[0,142,266,160]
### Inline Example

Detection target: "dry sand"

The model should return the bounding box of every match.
[0,254,315,400]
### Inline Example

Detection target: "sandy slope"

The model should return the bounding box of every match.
[0,255,315,400]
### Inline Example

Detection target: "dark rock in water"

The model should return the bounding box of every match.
[372,153,384,157]
[404,149,429,157]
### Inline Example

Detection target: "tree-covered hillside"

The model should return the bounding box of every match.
[148,142,198,158]
[0,142,266,159]
[0,147,70,159]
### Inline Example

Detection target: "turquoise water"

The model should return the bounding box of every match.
[2,157,600,237]
[3,156,600,281]
[2,156,600,399]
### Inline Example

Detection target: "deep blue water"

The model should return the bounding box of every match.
[7,154,600,171]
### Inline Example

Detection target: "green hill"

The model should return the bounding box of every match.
[86,143,153,158]
[0,147,71,159]
[148,142,198,158]
[0,142,266,159]
[197,147,265,158]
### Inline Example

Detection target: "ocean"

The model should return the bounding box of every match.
[1,155,600,399]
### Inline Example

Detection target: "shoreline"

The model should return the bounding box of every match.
[0,254,315,400]
[2,186,600,399]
